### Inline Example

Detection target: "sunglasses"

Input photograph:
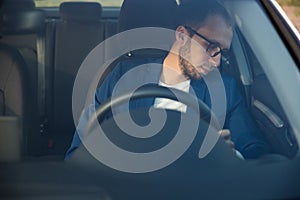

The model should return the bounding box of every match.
[184,26,229,57]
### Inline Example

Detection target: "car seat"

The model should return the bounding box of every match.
[1,0,46,157]
[98,0,178,87]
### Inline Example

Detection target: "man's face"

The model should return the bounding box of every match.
[179,15,233,80]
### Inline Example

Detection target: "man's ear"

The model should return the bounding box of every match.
[175,26,188,45]
[179,33,184,40]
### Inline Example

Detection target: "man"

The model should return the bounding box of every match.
[66,1,270,159]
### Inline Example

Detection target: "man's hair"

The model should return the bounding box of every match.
[176,1,233,30]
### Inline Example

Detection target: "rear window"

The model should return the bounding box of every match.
[35,0,123,7]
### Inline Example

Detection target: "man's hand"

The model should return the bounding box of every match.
[218,129,244,159]
[218,129,236,154]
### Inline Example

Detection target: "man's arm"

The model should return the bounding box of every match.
[224,78,271,159]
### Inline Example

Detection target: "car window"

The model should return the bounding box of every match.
[34,0,124,7]
[277,0,300,31]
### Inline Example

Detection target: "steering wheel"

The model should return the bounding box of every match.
[72,84,241,174]
[86,84,221,133]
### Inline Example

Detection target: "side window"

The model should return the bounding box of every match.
[277,0,300,31]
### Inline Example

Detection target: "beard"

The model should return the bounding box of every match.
[179,39,215,80]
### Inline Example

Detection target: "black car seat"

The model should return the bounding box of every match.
[237,38,299,158]
[98,0,178,87]
[51,2,104,155]
[118,0,178,58]
[119,0,178,32]
[251,74,298,158]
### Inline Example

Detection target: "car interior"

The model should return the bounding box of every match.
[0,0,300,199]
[0,0,297,160]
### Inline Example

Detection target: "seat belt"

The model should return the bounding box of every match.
[36,30,47,135]
[231,29,253,108]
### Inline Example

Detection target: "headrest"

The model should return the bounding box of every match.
[60,2,102,22]
[118,0,178,32]
[0,0,4,9]
[2,0,35,10]
[2,10,45,34]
